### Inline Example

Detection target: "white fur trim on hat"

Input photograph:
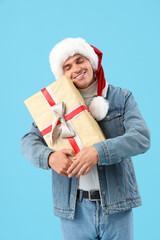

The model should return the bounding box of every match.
[49,38,99,79]
[89,96,109,121]
[101,82,108,98]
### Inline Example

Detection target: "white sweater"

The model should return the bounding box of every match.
[78,80,100,191]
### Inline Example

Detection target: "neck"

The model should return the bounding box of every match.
[78,79,98,106]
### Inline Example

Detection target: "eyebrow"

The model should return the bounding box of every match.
[75,56,84,61]
[63,56,84,69]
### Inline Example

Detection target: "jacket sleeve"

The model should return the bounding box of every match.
[93,91,151,165]
[20,122,54,170]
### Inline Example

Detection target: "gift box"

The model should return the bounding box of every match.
[24,76,106,154]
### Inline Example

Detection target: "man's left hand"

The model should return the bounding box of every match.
[67,146,99,178]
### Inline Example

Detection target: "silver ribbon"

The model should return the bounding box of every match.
[50,102,75,143]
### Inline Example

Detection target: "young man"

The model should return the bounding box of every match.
[21,38,150,240]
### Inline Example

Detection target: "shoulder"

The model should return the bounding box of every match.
[106,84,133,110]
[107,84,131,97]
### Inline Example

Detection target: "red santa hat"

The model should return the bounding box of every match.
[49,38,109,120]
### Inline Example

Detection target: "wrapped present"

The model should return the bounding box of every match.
[24,76,106,154]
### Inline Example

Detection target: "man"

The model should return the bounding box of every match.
[21,38,150,240]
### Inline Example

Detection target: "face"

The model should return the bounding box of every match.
[62,54,95,89]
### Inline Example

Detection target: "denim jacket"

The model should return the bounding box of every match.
[21,85,150,219]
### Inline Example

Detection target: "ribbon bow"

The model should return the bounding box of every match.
[50,102,75,143]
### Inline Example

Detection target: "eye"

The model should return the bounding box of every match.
[66,66,71,71]
[64,65,71,72]
[77,59,84,64]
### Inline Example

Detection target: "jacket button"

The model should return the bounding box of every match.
[102,191,106,195]
[70,195,73,198]
[105,209,109,213]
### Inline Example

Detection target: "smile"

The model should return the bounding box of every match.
[74,70,86,79]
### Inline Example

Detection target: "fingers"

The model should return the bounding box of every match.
[60,172,68,177]
[76,166,90,177]
[67,161,83,178]
[57,166,71,176]
[67,159,80,174]
[60,147,97,178]
[63,149,76,157]
[68,163,91,178]
[81,167,90,176]
[49,149,74,176]
[67,159,91,178]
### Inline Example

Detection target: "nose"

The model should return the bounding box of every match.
[72,64,82,74]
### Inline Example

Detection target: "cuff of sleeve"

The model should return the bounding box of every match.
[39,147,54,170]
[93,141,110,165]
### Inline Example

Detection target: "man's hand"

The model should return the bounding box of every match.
[67,146,99,178]
[48,149,75,176]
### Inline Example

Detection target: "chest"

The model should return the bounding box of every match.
[98,90,125,138]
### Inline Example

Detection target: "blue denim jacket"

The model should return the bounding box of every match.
[21,85,150,219]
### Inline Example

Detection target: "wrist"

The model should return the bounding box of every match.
[48,151,55,168]
[92,146,99,162]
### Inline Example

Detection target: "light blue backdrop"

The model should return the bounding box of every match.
[0,0,159,239]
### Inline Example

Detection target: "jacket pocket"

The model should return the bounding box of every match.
[98,110,125,138]
[103,112,122,121]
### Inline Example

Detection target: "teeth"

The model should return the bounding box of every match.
[75,72,85,79]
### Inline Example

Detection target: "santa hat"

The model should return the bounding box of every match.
[49,38,109,121]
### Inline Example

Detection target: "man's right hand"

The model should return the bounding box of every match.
[48,149,75,176]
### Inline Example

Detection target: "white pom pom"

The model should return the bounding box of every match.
[89,96,109,121]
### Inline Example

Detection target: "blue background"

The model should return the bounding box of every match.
[0,0,159,239]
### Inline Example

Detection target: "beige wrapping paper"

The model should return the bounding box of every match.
[24,76,106,152]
